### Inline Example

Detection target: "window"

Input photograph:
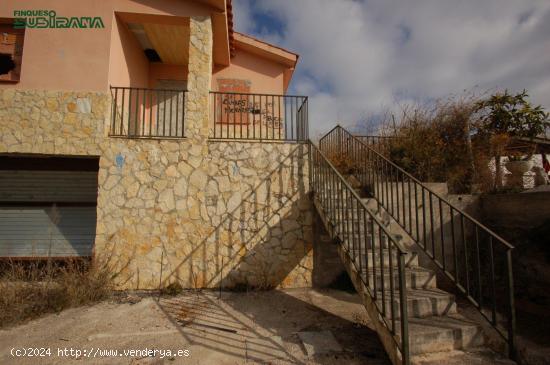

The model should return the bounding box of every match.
[0,19,25,82]
[216,78,252,125]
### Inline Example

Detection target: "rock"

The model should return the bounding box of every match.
[103,175,121,190]
[76,98,91,113]
[118,294,142,305]
[165,165,178,177]
[158,190,175,213]
[206,179,218,196]
[174,177,188,197]
[240,167,256,177]
[282,219,300,233]
[153,179,168,192]
[215,176,231,192]
[190,169,207,189]
[176,199,186,210]
[227,192,241,213]
[188,155,202,168]
[126,181,140,198]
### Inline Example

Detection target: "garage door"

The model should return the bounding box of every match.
[0,156,99,258]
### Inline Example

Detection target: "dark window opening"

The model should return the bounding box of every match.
[144,48,162,62]
[0,18,25,82]
[0,53,15,75]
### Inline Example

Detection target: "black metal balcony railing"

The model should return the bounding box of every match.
[209,91,308,141]
[110,86,186,138]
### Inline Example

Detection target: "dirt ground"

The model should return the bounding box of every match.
[0,288,521,365]
[0,288,392,365]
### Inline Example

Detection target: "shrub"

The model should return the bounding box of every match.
[383,94,478,193]
[0,257,116,328]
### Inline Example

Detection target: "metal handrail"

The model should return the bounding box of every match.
[110,86,186,139]
[209,92,308,141]
[319,126,516,359]
[310,141,410,365]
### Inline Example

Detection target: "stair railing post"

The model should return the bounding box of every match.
[398,251,410,365]
[506,248,516,360]
[308,141,313,196]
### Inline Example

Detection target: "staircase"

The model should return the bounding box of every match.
[310,126,517,365]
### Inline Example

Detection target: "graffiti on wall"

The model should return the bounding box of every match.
[215,78,284,129]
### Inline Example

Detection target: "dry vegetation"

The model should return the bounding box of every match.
[376,93,480,193]
[0,258,115,328]
[361,90,549,193]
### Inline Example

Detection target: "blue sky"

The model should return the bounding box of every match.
[232,0,550,137]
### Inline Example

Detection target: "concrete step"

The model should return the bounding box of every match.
[349,248,419,268]
[376,288,456,319]
[326,164,488,360]
[337,231,390,248]
[361,266,437,290]
[399,314,485,355]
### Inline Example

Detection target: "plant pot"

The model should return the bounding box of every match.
[505,160,533,187]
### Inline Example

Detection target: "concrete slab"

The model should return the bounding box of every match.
[0,289,390,365]
[298,330,342,357]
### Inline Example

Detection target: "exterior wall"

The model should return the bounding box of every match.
[480,192,550,231]
[0,0,114,91]
[0,15,313,289]
[0,89,108,155]
[212,48,286,94]
[148,64,188,89]
[96,140,312,289]
[108,15,150,89]
[0,0,212,92]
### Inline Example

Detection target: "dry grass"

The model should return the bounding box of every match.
[0,258,116,328]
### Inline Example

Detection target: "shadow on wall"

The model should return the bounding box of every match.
[104,143,313,290]
[167,143,311,289]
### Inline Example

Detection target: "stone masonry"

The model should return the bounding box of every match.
[0,16,313,290]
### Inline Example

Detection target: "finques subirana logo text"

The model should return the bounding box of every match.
[13,10,105,29]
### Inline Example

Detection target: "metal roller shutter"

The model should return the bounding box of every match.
[0,167,98,258]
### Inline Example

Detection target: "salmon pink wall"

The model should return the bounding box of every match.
[0,0,293,96]
[212,48,286,94]
[148,64,188,89]
[0,0,113,91]
[0,0,210,92]
[108,15,149,89]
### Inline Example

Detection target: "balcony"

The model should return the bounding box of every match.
[110,86,186,139]
[109,88,309,141]
[209,92,308,141]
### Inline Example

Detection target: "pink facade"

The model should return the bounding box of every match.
[0,0,298,94]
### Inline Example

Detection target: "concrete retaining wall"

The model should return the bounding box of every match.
[480,192,550,231]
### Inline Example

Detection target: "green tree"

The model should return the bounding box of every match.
[474,90,549,189]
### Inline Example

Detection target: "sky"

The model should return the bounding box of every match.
[232,0,550,137]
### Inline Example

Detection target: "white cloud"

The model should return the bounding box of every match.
[233,0,550,136]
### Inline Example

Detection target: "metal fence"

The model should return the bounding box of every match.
[310,142,410,364]
[319,126,516,359]
[355,135,396,155]
[110,86,186,138]
[209,92,308,141]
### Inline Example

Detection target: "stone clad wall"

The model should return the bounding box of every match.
[96,140,312,289]
[0,89,108,156]
[0,16,313,290]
